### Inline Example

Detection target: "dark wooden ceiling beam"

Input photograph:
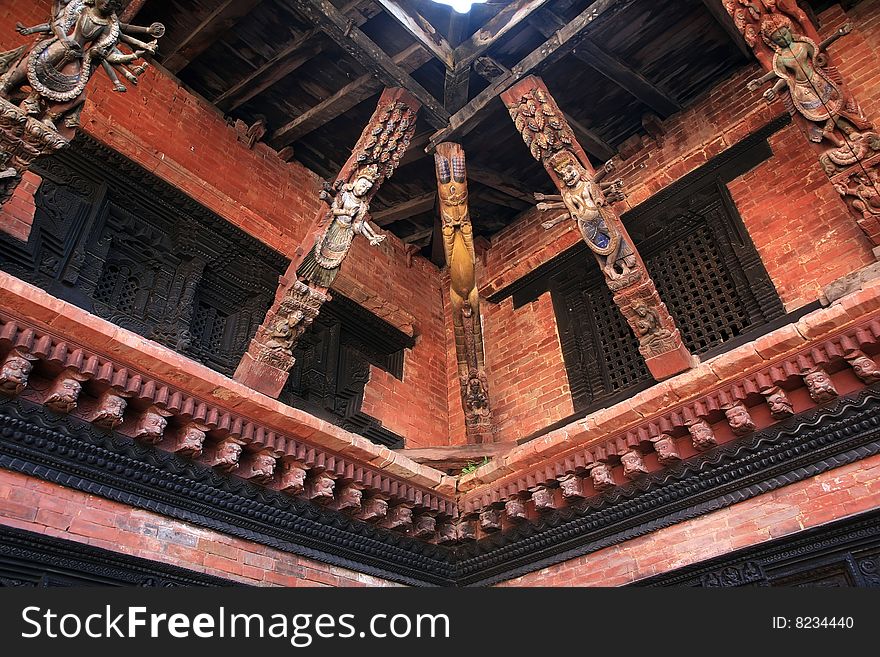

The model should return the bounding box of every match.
[281,0,450,128]
[700,0,753,60]
[561,111,615,162]
[427,0,640,150]
[372,191,436,226]
[443,11,471,113]
[467,165,534,205]
[120,0,149,23]
[529,10,681,118]
[375,0,455,69]
[271,43,431,146]
[163,0,264,74]
[453,0,552,69]
[402,225,434,245]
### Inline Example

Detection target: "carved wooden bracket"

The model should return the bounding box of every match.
[500,76,693,380]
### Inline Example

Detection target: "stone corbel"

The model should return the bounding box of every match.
[381,503,414,531]
[0,349,38,396]
[167,422,208,458]
[478,506,503,532]
[205,438,243,472]
[89,390,129,430]
[43,368,86,413]
[802,366,839,403]
[529,485,559,511]
[503,496,528,522]
[620,450,649,479]
[651,433,682,465]
[304,470,337,504]
[411,512,437,538]
[134,405,172,444]
[589,463,616,491]
[329,482,364,513]
[558,473,585,499]
[356,494,390,523]
[272,458,309,494]
[238,450,278,484]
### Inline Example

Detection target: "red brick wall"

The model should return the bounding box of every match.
[0,1,449,447]
[477,4,880,443]
[0,468,398,587]
[0,171,41,241]
[497,453,880,586]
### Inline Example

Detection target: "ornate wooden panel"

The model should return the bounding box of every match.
[0,135,288,377]
[279,293,413,448]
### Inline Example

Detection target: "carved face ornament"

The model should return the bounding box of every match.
[1,355,33,393]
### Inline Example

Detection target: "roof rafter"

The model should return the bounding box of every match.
[529,10,681,118]
[427,0,640,150]
[271,43,431,146]
[281,0,450,128]
[376,0,455,69]
[453,0,552,70]
[163,0,264,74]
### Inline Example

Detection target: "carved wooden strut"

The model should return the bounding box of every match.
[0,0,164,205]
[500,76,693,380]
[723,0,880,247]
[234,87,420,397]
[434,142,493,443]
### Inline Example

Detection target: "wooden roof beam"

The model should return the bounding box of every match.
[700,0,753,60]
[371,191,436,226]
[271,43,431,146]
[453,0,552,70]
[281,0,450,128]
[467,165,534,205]
[376,0,455,69]
[529,10,681,118]
[163,0,264,74]
[427,0,640,150]
[443,11,472,113]
[561,111,615,162]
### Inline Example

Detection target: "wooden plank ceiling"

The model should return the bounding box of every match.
[136,0,750,257]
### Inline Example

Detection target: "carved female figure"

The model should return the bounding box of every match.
[746,15,869,147]
[296,165,385,288]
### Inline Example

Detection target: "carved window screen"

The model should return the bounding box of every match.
[0,136,288,377]
[549,178,783,413]
[280,293,414,448]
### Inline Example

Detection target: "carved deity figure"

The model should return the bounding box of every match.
[620,450,648,479]
[264,310,304,357]
[277,460,308,494]
[213,440,242,472]
[135,406,167,443]
[688,419,717,451]
[175,423,206,458]
[764,387,795,419]
[633,304,675,356]
[462,369,490,419]
[358,496,389,522]
[91,391,126,429]
[412,513,437,538]
[0,0,164,134]
[478,508,502,532]
[296,165,385,289]
[652,434,681,465]
[725,403,757,436]
[803,368,838,403]
[504,497,527,521]
[559,473,584,498]
[537,152,635,281]
[0,350,35,395]
[847,352,880,384]
[44,374,82,413]
[835,169,880,222]
[590,463,616,491]
[745,14,876,172]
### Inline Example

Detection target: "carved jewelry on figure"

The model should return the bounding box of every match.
[0,350,36,395]
[90,390,126,429]
[803,367,838,403]
[44,371,83,413]
[724,402,757,436]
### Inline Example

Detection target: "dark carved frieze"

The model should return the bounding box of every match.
[0,524,235,587]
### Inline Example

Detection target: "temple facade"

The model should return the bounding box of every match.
[0,0,879,587]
